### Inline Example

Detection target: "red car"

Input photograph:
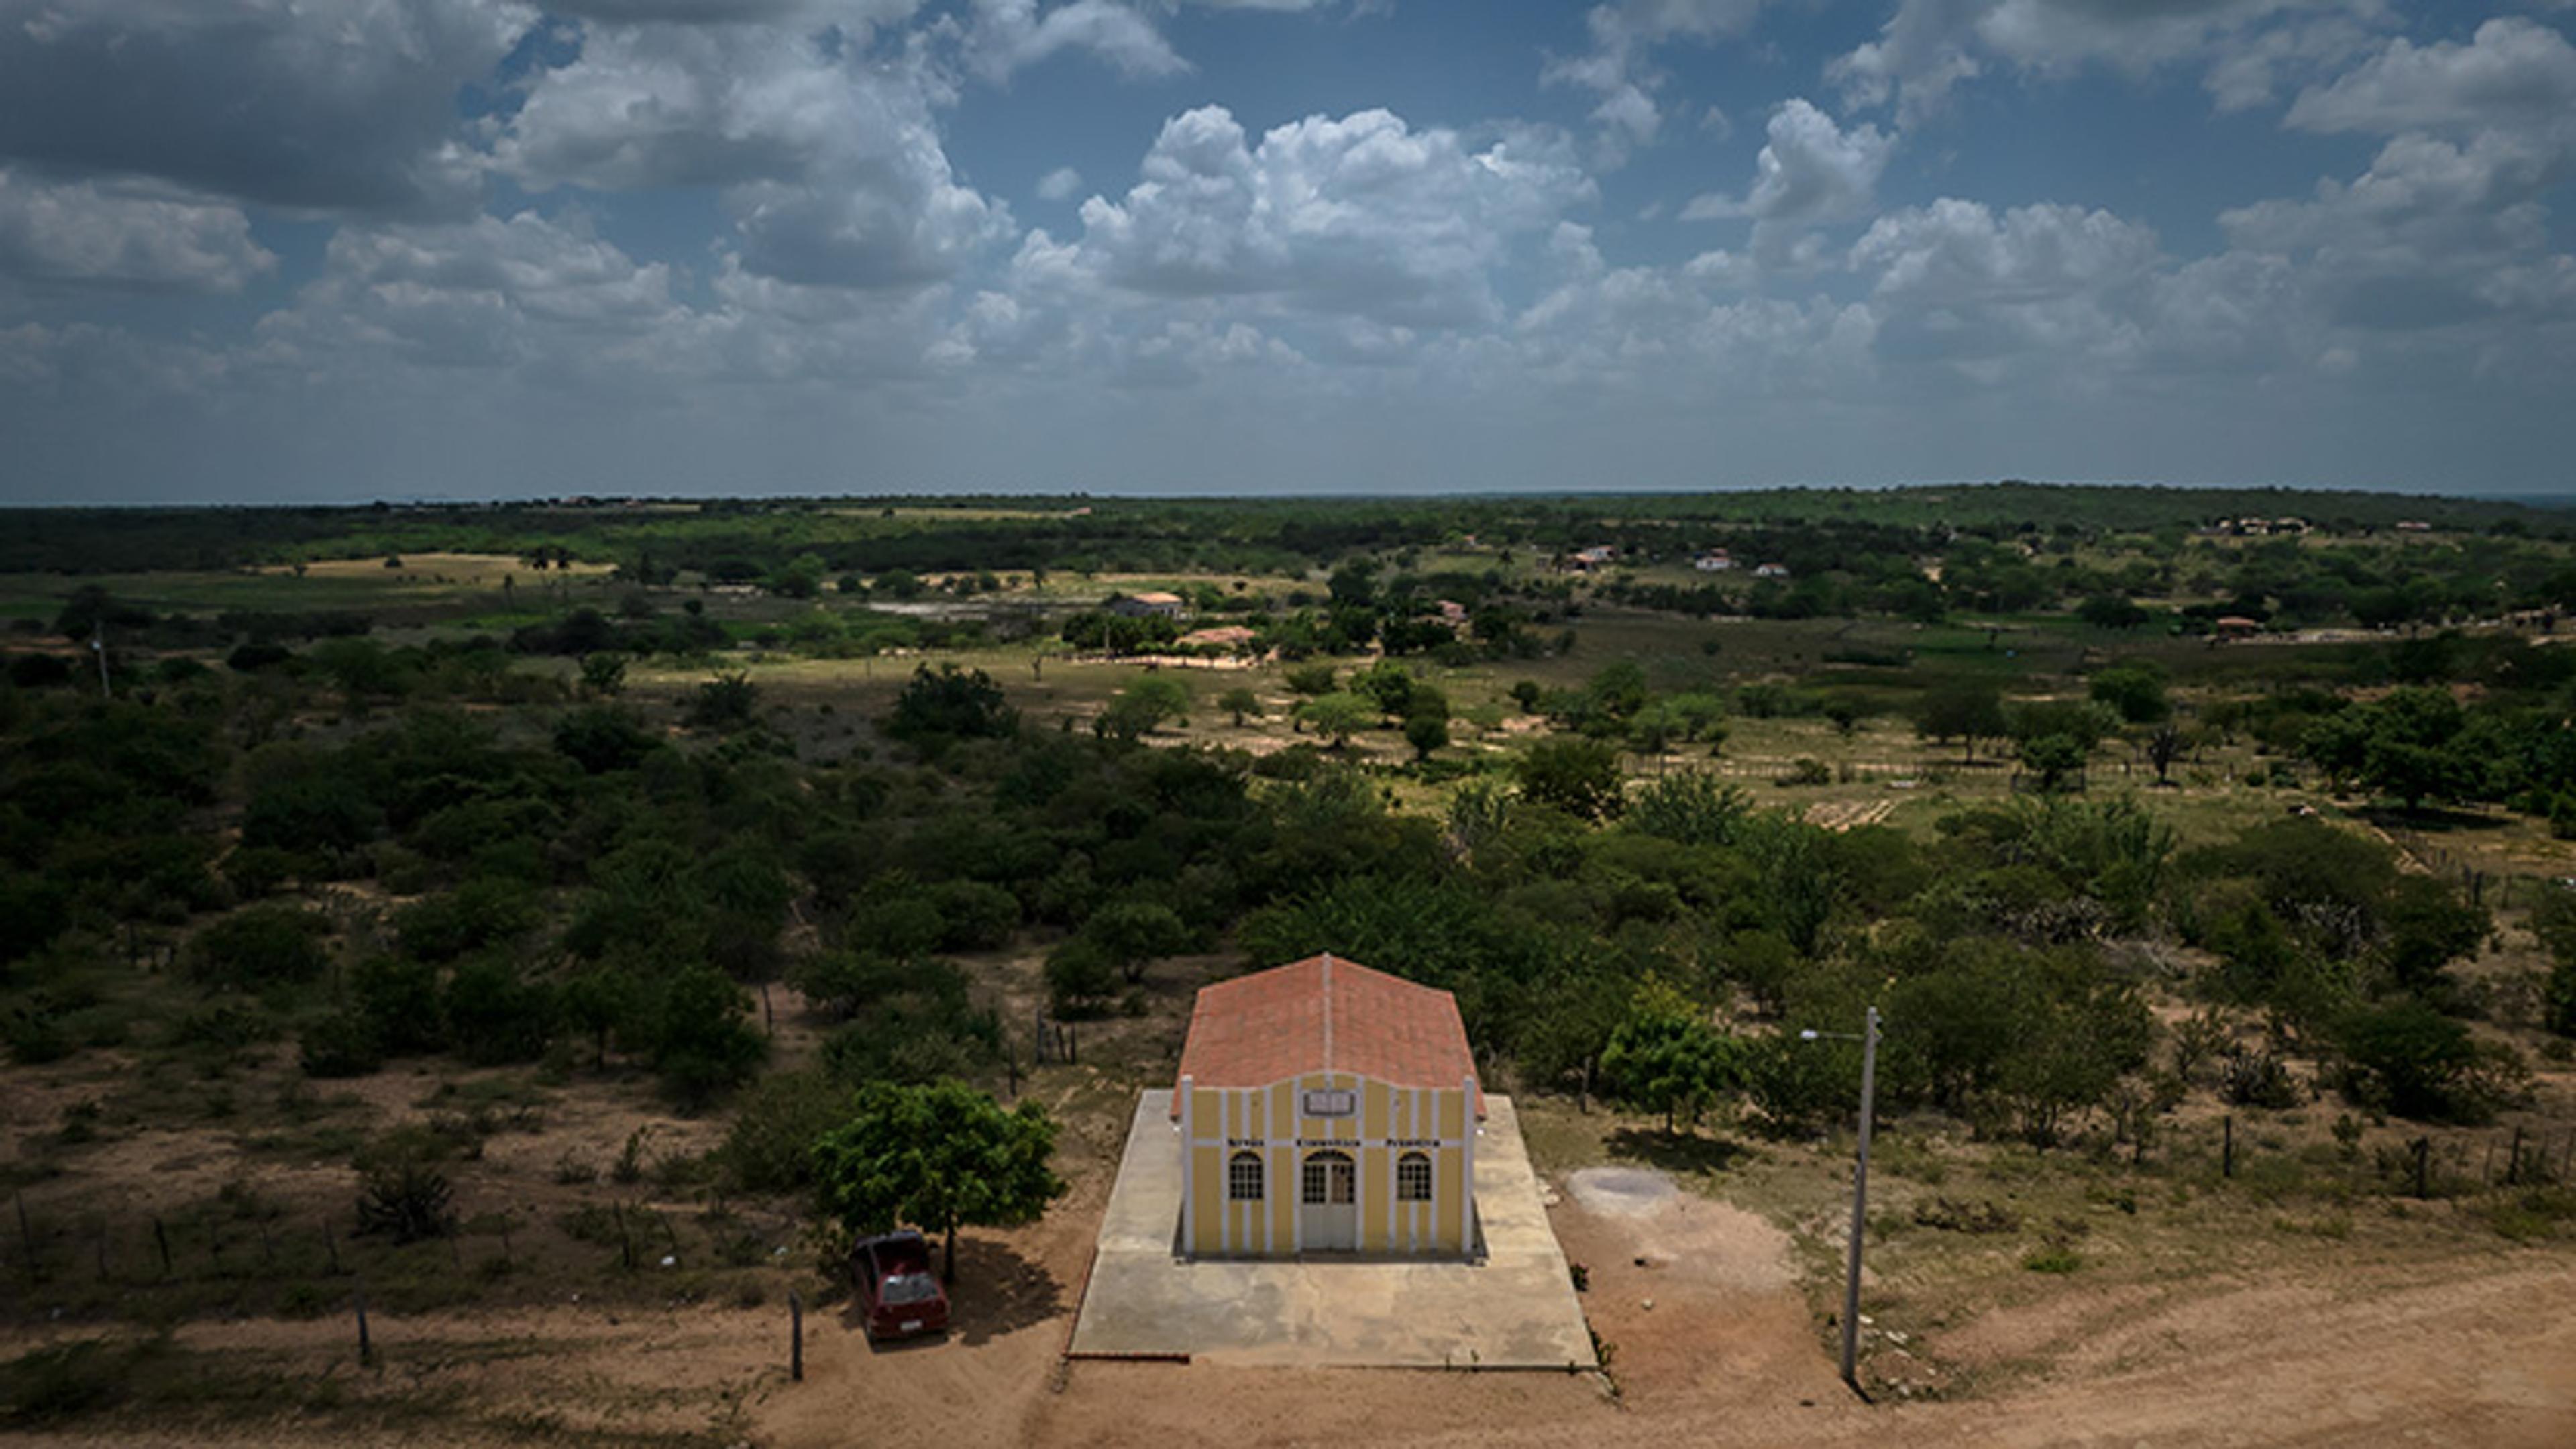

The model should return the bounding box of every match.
[851,1230,949,1342]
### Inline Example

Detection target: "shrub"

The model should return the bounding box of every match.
[553,706,658,773]
[1517,736,1624,820]
[353,1130,458,1244]
[649,967,767,1107]
[720,1071,857,1195]
[684,672,761,731]
[2219,1044,2302,1110]
[2334,999,2527,1123]
[298,1011,383,1078]
[185,904,330,991]
[1774,757,1832,787]
[885,664,1017,743]
[394,879,540,963]
[442,955,559,1065]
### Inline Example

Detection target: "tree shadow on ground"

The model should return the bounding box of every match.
[1605,1127,1756,1177]
[2359,804,2510,834]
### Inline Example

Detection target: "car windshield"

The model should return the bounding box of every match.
[880,1270,941,1306]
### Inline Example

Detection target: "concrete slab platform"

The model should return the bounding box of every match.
[1068,1090,1597,1369]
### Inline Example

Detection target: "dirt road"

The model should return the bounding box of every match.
[11,1164,2572,1448]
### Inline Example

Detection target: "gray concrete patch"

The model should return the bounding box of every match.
[1069,1091,1598,1370]
[1565,1165,1679,1216]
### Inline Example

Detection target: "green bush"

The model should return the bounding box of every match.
[720,1071,857,1195]
[185,904,330,990]
[297,1011,383,1078]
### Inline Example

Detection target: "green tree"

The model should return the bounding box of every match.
[2334,998,2521,1123]
[1516,736,1624,820]
[813,1081,1065,1282]
[1623,771,1752,847]
[649,967,767,1107]
[578,651,629,698]
[1916,681,2006,762]
[1298,692,1376,748]
[1403,712,1450,761]
[685,673,761,732]
[2379,875,2488,995]
[2535,886,2576,1037]
[186,904,331,990]
[1095,675,1190,741]
[887,664,1018,743]
[554,705,658,774]
[2088,665,2170,724]
[1218,686,1262,726]
[767,553,827,599]
[1083,899,1189,984]
[2019,733,2090,793]
[1600,987,1740,1134]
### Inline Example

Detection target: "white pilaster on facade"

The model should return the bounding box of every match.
[1177,1074,1195,1260]
[1460,1073,1477,1256]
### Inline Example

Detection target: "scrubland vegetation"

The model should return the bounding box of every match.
[5,483,2574,1429]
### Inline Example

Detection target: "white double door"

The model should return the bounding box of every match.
[1301,1150,1357,1251]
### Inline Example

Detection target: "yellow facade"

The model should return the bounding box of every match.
[1178,1071,1478,1258]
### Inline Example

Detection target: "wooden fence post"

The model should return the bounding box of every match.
[2507,1126,2526,1187]
[790,1289,804,1383]
[2412,1137,2431,1199]
[355,1283,374,1367]
[2222,1116,2235,1180]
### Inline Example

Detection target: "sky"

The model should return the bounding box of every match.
[3,1,2575,503]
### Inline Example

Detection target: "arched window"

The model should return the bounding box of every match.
[1396,1150,1433,1203]
[1228,1150,1265,1201]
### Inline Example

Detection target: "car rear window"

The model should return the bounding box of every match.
[881,1271,941,1306]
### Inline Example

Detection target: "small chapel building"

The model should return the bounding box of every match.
[1172,953,1482,1260]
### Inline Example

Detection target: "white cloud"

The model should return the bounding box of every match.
[1542,1,1775,162]
[0,171,274,294]
[498,23,1009,288]
[2286,17,2576,136]
[1682,99,1891,245]
[1036,166,1085,201]
[2218,129,2572,333]
[961,0,1189,83]
[0,0,534,217]
[1831,0,2394,124]
[1046,105,1595,328]
[1850,198,2163,368]
[1853,198,2163,303]
[254,211,684,372]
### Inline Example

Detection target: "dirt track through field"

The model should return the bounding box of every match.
[15,1163,2569,1448]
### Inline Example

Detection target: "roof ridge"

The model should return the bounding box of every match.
[1320,951,1334,1073]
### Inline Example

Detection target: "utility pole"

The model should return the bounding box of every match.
[91,619,111,698]
[1802,1005,1881,1396]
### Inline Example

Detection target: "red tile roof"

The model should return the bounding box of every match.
[1173,954,1481,1118]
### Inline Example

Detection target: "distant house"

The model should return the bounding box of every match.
[1109,591,1185,619]
[1574,545,1617,567]
[2396,520,2434,533]
[1434,599,1470,627]
[1693,550,1735,572]
[1753,562,1792,580]
[2214,616,2263,639]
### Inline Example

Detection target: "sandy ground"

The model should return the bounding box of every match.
[14,1152,2571,1448]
